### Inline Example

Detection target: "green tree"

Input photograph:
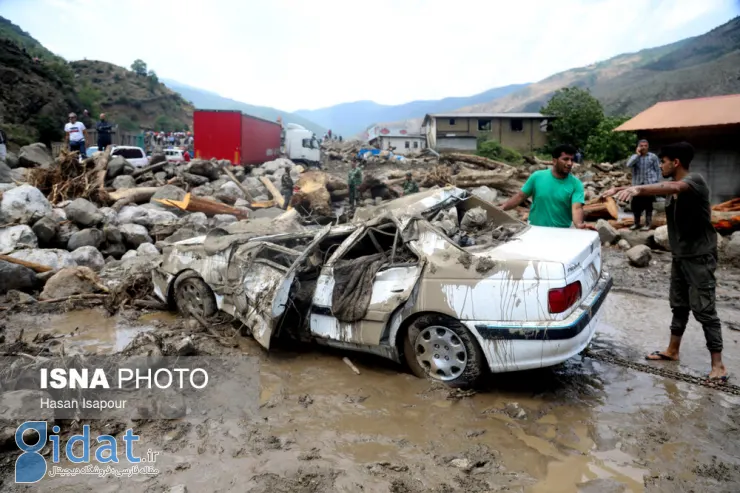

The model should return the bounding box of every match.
[131,59,147,76]
[541,87,604,150]
[584,116,636,163]
[147,70,159,92]
[477,139,522,164]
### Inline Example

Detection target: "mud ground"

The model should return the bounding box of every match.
[2,247,740,492]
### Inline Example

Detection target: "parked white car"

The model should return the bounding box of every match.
[111,146,149,168]
[164,148,188,163]
[153,187,612,388]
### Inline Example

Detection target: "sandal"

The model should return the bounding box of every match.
[706,374,730,385]
[645,351,678,361]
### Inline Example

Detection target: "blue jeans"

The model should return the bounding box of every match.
[70,140,86,156]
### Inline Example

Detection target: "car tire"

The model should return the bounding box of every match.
[173,273,217,319]
[403,314,485,389]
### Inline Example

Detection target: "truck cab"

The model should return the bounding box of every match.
[282,123,320,167]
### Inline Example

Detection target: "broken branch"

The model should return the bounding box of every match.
[0,254,53,273]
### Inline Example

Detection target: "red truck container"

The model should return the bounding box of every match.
[193,110,281,165]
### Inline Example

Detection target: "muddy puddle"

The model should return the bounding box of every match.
[3,291,740,492]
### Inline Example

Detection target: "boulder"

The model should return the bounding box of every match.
[8,248,76,270]
[118,205,177,227]
[0,260,38,294]
[250,168,266,178]
[0,225,38,254]
[216,181,245,204]
[184,160,221,181]
[100,242,127,259]
[619,229,654,248]
[180,172,210,186]
[120,223,152,248]
[178,212,208,228]
[596,219,620,245]
[471,186,499,204]
[626,245,651,268]
[106,156,129,179]
[249,207,284,219]
[0,161,11,183]
[0,185,52,224]
[136,243,160,256]
[617,239,631,250]
[104,224,123,244]
[40,266,102,300]
[18,143,53,168]
[98,207,118,225]
[460,207,487,232]
[5,151,20,169]
[0,183,16,193]
[112,175,137,190]
[212,214,237,228]
[51,208,67,222]
[53,222,79,248]
[31,216,58,244]
[10,168,29,183]
[67,228,104,251]
[65,198,103,227]
[121,250,138,260]
[155,171,167,182]
[726,232,740,260]
[653,225,670,251]
[150,185,186,204]
[70,246,105,272]
[261,158,293,174]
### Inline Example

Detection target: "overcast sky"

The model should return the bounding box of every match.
[3,0,738,112]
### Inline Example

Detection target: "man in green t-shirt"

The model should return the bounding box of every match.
[501,144,586,228]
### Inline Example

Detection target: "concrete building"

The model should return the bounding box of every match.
[422,113,553,153]
[615,94,740,204]
[366,125,426,155]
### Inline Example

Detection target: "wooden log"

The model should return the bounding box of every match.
[107,187,159,203]
[93,145,113,203]
[260,176,285,208]
[712,198,740,212]
[221,164,254,202]
[583,197,619,220]
[155,193,249,219]
[441,152,513,171]
[132,160,169,178]
[0,254,53,273]
[250,200,276,209]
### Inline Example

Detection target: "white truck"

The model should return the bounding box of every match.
[281,123,321,167]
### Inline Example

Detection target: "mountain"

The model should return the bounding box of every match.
[0,15,193,145]
[293,84,529,137]
[457,16,740,116]
[162,79,326,135]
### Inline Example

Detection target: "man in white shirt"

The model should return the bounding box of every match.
[64,112,87,157]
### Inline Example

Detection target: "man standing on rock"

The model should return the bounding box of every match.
[281,165,294,210]
[402,172,419,196]
[348,161,362,208]
[96,113,113,152]
[501,144,586,229]
[0,126,7,162]
[603,142,727,383]
[64,112,87,157]
[626,139,661,231]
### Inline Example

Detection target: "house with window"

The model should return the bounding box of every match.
[614,94,740,204]
[366,125,426,155]
[421,113,553,153]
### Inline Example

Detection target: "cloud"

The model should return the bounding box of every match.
[4,0,738,111]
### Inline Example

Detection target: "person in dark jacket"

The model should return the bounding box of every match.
[281,166,294,209]
[96,113,113,151]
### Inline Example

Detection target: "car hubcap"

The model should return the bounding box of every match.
[414,326,467,381]
[182,281,205,315]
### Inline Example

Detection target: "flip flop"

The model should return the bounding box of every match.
[706,374,730,385]
[645,351,678,361]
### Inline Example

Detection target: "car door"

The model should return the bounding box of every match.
[310,222,424,346]
[245,226,331,350]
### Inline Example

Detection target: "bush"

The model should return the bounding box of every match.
[584,116,636,163]
[541,87,604,151]
[477,139,522,164]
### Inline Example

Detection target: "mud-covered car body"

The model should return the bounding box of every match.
[153,187,612,384]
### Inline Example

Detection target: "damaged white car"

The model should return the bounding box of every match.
[153,187,612,388]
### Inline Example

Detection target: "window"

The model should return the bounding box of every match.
[540,119,553,132]
[302,138,312,149]
[448,118,456,125]
[413,141,419,149]
[478,119,492,131]
[510,119,524,132]
[113,148,144,159]
[405,141,410,149]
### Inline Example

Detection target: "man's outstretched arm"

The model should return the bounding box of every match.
[500,191,528,211]
[613,181,689,202]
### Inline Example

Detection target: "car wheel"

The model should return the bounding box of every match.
[174,274,217,319]
[403,315,485,389]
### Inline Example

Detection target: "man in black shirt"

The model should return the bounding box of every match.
[280,166,294,210]
[96,113,113,151]
[604,142,726,383]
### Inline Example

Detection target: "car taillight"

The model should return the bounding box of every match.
[548,281,582,314]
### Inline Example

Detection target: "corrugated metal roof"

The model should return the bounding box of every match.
[615,94,740,131]
[428,112,547,119]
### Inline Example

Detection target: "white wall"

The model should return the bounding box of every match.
[380,136,425,155]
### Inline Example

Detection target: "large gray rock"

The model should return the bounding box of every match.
[32,216,58,244]
[184,160,221,180]
[0,260,38,294]
[120,223,152,248]
[261,158,293,174]
[626,245,652,267]
[212,214,237,228]
[54,222,79,248]
[653,225,670,251]
[596,219,620,245]
[65,198,103,227]
[178,212,208,228]
[8,248,76,270]
[40,266,101,300]
[106,156,129,179]
[70,246,105,272]
[0,185,52,224]
[117,205,177,227]
[104,224,123,244]
[0,183,16,193]
[18,143,53,168]
[112,175,137,190]
[471,186,498,204]
[726,232,740,260]
[618,229,654,247]
[5,151,20,169]
[250,168,266,178]
[0,161,11,183]
[67,228,104,251]
[180,172,210,186]
[50,208,67,222]
[98,207,118,225]
[117,205,149,225]
[150,185,186,204]
[10,168,28,183]
[101,242,127,259]
[249,207,285,219]
[136,243,160,256]
[215,181,245,205]
[0,225,38,254]
[121,250,138,260]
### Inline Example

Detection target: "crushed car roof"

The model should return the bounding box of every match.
[352,187,468,223]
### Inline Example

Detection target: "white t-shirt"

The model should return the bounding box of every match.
[65,122,86,142]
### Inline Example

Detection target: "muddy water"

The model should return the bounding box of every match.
[4,293,740,492]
